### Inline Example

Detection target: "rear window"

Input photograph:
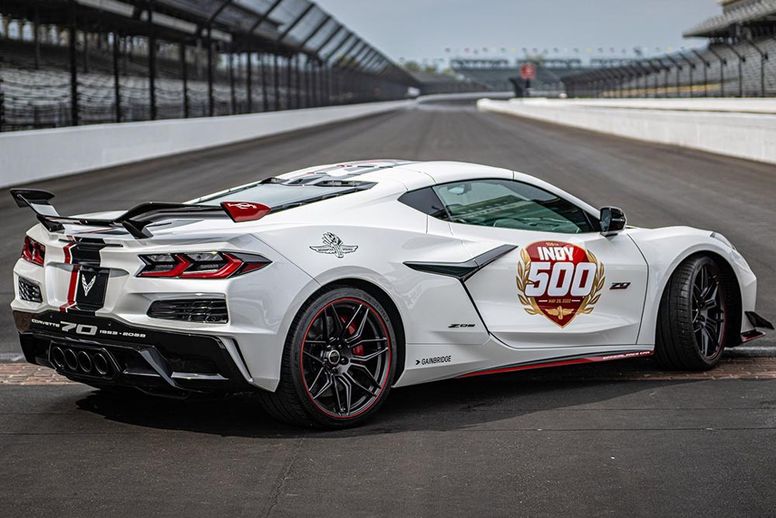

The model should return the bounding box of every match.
[197,178,374,210]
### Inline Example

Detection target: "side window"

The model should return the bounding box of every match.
[432,179,597,234]
[398,187,448,219]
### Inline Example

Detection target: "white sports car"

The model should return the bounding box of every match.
[10,160,773,427]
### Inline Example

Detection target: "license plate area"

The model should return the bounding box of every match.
[70,266,110,311]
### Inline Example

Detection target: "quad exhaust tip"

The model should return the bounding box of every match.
[51,346,65,369]
[52,346,113,378]
[63,348,78,371]
[93,352,110,376]
[77,351,93,373]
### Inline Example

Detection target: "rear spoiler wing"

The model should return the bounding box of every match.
[10,189,269,239]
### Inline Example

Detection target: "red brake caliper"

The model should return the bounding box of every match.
[343,316,365,356]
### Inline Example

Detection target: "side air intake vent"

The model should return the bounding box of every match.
[147,299,228,324]
[18,277,43,303]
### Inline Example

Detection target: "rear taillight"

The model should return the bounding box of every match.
[21,236,45,266]
[137,252,270,279]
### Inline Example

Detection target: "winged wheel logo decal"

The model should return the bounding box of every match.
[310,232,358,258]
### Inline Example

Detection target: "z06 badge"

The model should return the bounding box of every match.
[516,241,605,327]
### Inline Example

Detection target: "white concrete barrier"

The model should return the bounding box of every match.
[0,99,414,188]
[502,98,776,114]
[417,91,512,103]
[478,98,776,165]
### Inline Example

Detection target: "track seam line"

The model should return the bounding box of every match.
[263,437,304,518]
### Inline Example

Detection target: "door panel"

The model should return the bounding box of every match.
[456,224,648,348]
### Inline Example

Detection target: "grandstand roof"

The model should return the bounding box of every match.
[2,0,397,70]
[404,69,465,85]
[684,0,776,38]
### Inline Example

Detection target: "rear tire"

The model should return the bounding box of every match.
[259,287,397,428]
[655,255,735,370]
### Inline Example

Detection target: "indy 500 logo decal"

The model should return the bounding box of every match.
[516,241,605,327]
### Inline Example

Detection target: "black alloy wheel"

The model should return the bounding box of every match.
[691,262,726,359]
[259,287,397,428]
[656,255,735,371]
[299,297,392,419]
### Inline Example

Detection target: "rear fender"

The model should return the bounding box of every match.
[256,222,492,378]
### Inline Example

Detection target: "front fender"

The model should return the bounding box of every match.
[628,226,757,345]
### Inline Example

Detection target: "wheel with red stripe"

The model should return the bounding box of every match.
[259,287,397,428]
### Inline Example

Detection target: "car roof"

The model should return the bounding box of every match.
[190,159,600,225]
[300,160,599,219]
[276,160,519,190]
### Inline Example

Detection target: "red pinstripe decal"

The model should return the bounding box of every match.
[740,331,766,344]
[59,243,77,312]
[458,350,653,379]
[60,264,79,313]
[62,242,74,264]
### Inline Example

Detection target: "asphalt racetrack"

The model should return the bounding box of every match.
[1,99,775,516]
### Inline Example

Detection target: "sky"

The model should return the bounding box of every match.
[316,0,721,65]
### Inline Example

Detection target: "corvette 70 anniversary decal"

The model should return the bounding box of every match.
[516,241,605,327]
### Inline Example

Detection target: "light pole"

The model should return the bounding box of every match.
[664,54,683,97]
[742,39,769,97]
[707,46,728,97]
[678,52,696,97]
[646,59,663,97]
[633,61,651,97]
[691,49,711,97]
[720,41,746,97]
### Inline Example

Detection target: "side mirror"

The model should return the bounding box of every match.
[600,207,627,236]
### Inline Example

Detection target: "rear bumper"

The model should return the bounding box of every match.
[14,310,255,396]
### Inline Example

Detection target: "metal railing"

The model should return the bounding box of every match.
[563,37,775,98]
[0,45,410,131]
[0,0,418,132]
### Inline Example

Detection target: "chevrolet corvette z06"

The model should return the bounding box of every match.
[10,160,773,427]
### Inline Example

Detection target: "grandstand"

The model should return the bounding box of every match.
[403,68,483,95]
[562,0,776,97]
[0,0,423,131]
[450,58,595,97]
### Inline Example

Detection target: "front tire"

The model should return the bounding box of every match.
[655,255,734,370]
[259,287,397,428]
